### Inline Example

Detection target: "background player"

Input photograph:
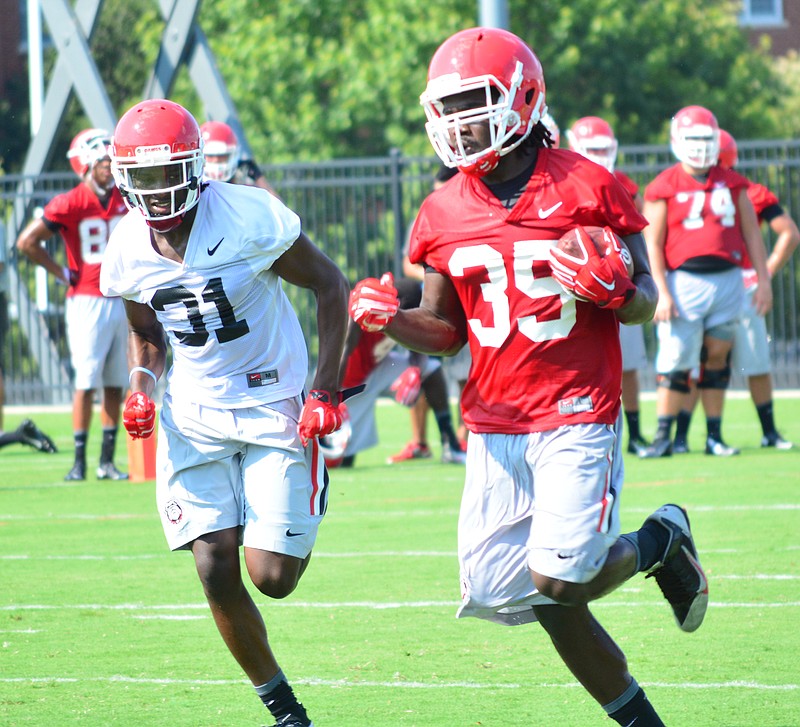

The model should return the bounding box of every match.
[639,106,772,458]
[567,116,650,455]
[672,129,799,451]
[350,27,706,726]
[16,128,129,480]
[101,99,348,727]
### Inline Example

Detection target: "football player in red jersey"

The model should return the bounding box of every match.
[567,116,651,455]
[672,129,799,452]
[640,107,773,458]
[350,27,706,727]
[16,129,129,480]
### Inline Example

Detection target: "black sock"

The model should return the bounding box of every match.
[624,410,642,440]
[100,427,118,465]
[433,409,459,449]
[73,431,88,466]
[674,409,692,441]
[654,415,674,442]
[257,678,309,725]
[706,416,722,441]
[605,681,665,726]
[0,430,23,448]
[756,401,776,437]
[620,519,670,573]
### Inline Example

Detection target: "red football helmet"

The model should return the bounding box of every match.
[200,121,240,182]
[567,116,618,172]
[717,129,738,170]
[67,128,112,177]
[541,111,560,148]
[110,99,204,232]
[670,105,720,169]
[420,27,546,176]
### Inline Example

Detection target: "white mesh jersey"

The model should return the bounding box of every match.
[100,181,307,409]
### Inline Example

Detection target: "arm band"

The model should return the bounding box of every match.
[129,366,158,387]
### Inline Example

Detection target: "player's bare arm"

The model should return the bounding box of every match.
[124,299,166,397]
[737,189,773,315]
[766,213,800,276]
[616,232,658,326]
[386,269,467,356]
[16,218,70,284]
[272,232,349,394]
[642,198,675,322]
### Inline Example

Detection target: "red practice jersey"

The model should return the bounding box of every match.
[409,148,648,434]
[43,184,127,297]
[644,164,750,271]
[740,181,781,269]
[613,169,639,199]
[341,329,397,389]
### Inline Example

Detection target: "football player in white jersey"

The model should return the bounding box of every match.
[100,99,349,727]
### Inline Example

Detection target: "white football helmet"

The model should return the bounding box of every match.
[420,27,546,177]
[670,105,720,169]
[567,116,618,172]
[200,121,240,182]
[110,99,204,232]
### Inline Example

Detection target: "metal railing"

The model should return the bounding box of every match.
[2,142,799,405]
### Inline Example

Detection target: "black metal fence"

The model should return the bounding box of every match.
[2,141,799,405]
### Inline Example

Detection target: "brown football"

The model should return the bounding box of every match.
[556,226,634,277]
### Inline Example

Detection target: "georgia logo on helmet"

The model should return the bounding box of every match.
[200,121,241,182]
[670,105,720,170]
[67,128,112,178]
[567,116,619,172]
[717,129,738,170]
[110,99,205,233]
[420,27,546,177]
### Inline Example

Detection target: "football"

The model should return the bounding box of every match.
[555,226,634,277]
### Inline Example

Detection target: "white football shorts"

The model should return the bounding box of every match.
[344,350,441,456]
[655,268,743,373]
[155,393,328,556]
[619,323,648,372]
[457,420,624,626]
[731,274,771,377]
[65,295,128,390]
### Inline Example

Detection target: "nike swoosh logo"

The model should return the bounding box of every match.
[286,529,306,537]
[207,237,224,255]
[590,271,616,291]
[538,201,563,218]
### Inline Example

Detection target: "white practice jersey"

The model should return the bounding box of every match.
[100,181,307,409]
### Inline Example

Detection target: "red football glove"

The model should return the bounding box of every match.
[298,389,345,446]
[349,272,400,332]
[123,391,157,439]
[549,226,636,309]
[390,366,422,406]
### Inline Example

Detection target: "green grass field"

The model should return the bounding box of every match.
[1,394,799,726]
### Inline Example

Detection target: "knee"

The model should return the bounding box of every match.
[656,370,691,393]
[247,556,303,599]
[531,571,591,607]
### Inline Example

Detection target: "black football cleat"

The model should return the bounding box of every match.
[96,462,129,480]
[17,419,57,453]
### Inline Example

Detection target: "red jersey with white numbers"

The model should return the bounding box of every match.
[644,164,750,270]
[43,184,127,297]
[613,170,639,199]
[408,148,648,434]
[341,329,396,388]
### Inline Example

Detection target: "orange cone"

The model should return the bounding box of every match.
[126,429,157,482]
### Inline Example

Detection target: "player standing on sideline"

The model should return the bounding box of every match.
[16,128,129,480]
[567,116,651,455]
[639,107,773,458]
[200,120,279,196]
[672,129,799,452]
[350,28,707,726]
[100,99,348,727]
